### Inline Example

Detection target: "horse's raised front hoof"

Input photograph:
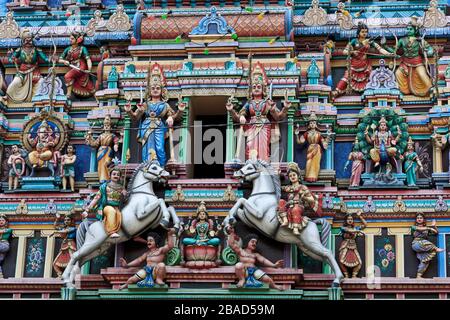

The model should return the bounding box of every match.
[159,219,170,229]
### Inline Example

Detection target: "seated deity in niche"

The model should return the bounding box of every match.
[181,201,222,269]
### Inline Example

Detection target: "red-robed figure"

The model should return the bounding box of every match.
[58,31,95,98]
[332,22,392,98]
[226,62,290,162]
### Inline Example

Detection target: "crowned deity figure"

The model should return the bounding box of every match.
[27,119,61,177]
[332,22,392,98]
[384,17,434,97]
[401,137,423,186]
[83,167,127,239]
[124,63,185,165]
[181,201,222,268]
[338,210,367,278]
[277,162,321,235]
[295,112,331,182]
[226,62,291,162]
[51,213,77,278]
[5,29,49,104]
[411,213,444,278]
[85,115,120,183]
[58,31,95,98]
[182,201,221,247]
[364,116,400,169]
[344,137,365,187]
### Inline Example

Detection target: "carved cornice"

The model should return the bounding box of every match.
[423,0,447,28]
[302,0,327,27]
[0,12,20,39]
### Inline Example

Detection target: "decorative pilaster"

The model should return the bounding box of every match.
[364,228,382,276]
[13,230,34,278]
[41,230,55,278]
[433,142,443,173]
[178,97,190,164]
[388,228,410,278]
[226,112,235,163]
[286,104,296,162]
[325,135,334,170]
[121,116,131,164]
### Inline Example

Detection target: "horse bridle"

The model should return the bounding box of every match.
[236,163,260,179]
[237,164,275,197]
[127,165,166,196]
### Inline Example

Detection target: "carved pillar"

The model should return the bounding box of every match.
[226,112,235,163]
[286,104,295,162]
[388,228,410,278]
[178,97,190,164]
[13,230,34,278]
[41,230,55,278]
[121,116,131,164]
[326,137,334,170]
[433,142,443,173]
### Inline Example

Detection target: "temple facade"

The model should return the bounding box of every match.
[0,0,449,300]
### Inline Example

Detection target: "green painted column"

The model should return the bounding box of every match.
[178,97,190,164]
[286,101,296,162]
[290,244,298,268]
[226,112,235,162]
[81,262,90,275]
[324,227,340,275]
[121,116,131,164]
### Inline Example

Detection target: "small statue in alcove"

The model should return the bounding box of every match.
[50,212,77,278]
[338,210,367,278]
[0,214,13,278]
[411,212,444,278]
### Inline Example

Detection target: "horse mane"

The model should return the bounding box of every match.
[250,159,281,200]
[126,161,148,195]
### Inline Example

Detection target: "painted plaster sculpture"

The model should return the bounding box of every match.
[277,162,321,235]
[223,160,344,287]
[401,137,424,186]
[338,210,367,278]
[119,228,176,289]
[226,226,284,290]
[7,145,25,190]
[332,22,392,98]
[384,17,434,97]
[5,29,49,104]
[226,61,290,162]
[85,115,120,183]
[124,63,185,165]
[83,167,127,239]
[295,112,331,182]
[62,160,180,287]
[51,213,77,278]
[411,212,444,278]
[0,214,12,279]
[60,145,77,192]
[58,31,95,98]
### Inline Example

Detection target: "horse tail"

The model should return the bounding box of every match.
[76,220,91,249]
[313,218,331,248]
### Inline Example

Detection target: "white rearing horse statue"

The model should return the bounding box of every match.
[223,160,344,287]
[62,160,181,287]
